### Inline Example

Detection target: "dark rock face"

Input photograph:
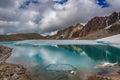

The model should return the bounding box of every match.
[72,30,81,38]
[108,23,120,33]
[119,12,120,18]
[80,17,107,37]
[107,12,120,25]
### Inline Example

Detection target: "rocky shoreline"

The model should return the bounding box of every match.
[88,63,120,80]
[0,45,31,80]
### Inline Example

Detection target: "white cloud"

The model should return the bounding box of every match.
[0,21,19,26]
[106,0,120,11]
[38,0,102,32]
[0,20,37,34]
[0,28,4,34]
[0,0,15,8]
[40,48,61,64]
[0,0,120,34]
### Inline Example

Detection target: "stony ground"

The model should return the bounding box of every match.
[0,45,32,80]
[88,65,120,80]
[0,63,31,80]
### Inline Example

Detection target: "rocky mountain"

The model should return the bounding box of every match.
[49,12,120,39]
[74,12,120,38]
[49,24,84,39]
[78,21,120,40]
[0,33,45,41]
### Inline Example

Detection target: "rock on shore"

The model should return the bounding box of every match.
[0,45,32,80]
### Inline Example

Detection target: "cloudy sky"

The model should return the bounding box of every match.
[0,0,120,35]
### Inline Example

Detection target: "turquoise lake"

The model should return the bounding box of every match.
[0,40,120,80]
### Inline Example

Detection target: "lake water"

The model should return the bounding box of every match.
[0,40,120,80]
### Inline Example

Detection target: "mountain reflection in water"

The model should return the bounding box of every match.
[58,45,120,63]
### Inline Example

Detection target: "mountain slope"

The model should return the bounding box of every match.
[49,24,84,39]
[74,12,120,38]
[79,20,120,40]
[0,33,45,41]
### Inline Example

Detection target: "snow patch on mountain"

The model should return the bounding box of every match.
[97,34,120,44]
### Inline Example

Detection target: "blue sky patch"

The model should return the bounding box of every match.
[19,0,39,9]
[97,0,110,8]
[55,0,68,5]
[33,17,42,24]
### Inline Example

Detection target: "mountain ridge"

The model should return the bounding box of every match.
[0,33,45,41]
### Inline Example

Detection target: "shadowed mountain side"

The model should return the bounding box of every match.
[74,12,120,37]
[79,21,120,40]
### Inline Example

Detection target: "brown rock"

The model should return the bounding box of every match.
[0,45,12,63]
[73,12,120,38]
[107,12,120,25]
[80,17,107,37]
[51,24,83,39]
